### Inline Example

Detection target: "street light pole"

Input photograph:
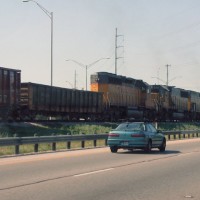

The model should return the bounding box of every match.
[23,0,53,86]
[50,12,53,86]
[66,58,110,91]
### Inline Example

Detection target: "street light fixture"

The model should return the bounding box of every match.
[66,58,110,91]
[23,0,53,86]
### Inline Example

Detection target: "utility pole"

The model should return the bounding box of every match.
[166,64,171,86]
[115,28,117,74]
[115,28,124,75]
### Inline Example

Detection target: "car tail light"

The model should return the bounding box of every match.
[131,133,145,137]
[108,133,120,137]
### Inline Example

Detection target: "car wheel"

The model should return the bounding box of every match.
[110,146,118,153]
[145,140,152,153]
[159,139,166,152]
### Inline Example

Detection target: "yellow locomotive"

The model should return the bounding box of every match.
[91,72,150,121]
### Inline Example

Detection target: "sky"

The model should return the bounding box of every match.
[1,0,200,92]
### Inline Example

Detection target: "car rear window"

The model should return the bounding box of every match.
[115,123,143,131]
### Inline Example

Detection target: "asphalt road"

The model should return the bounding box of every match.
[0,138,200,200]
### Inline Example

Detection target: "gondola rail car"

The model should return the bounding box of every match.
[20,82,103,120]
[0,67,21,120]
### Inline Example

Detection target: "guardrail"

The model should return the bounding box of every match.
[164,130,200,140]
[0,130,200,155]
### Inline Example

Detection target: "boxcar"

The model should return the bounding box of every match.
[20,82,103,120]
[0,67,21,120]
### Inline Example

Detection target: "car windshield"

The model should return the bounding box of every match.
[115,123,143,131]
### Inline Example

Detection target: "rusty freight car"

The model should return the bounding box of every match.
[0,67,21,120]
[20,82,103,120]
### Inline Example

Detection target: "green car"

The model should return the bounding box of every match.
[108,122,166,153]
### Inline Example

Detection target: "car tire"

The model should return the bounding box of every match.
[145,140,152,153]
[159,139,166,152]
[110,146,118,153]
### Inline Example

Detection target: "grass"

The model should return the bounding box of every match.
[157,122,200,131]
[0,122,115,137]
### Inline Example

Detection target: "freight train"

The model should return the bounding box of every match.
[1,66,200,121]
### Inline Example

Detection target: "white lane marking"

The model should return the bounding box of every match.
[74,168,114,177]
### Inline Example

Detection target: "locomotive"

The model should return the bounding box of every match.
[90,72,149,120]
[1,66,200,121]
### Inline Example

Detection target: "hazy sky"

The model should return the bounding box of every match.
[1,0,200,91]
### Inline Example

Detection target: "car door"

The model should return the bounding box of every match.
[148,124,162,146]
[145,124,155,145]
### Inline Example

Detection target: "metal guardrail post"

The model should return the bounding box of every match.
[105,139,108,146]
[81,141,85,148]
[168,135,171,140]
[34,134,39,152]
[93,140,97,147]
[15,145,20,154]
[81,133,85,148]
[52,142,56,151]
[67,141,71,149]
[13,134,20,154]
[34,144,39,152]
[174,134,176,140]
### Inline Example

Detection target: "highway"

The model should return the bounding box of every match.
[0,138,200,200]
